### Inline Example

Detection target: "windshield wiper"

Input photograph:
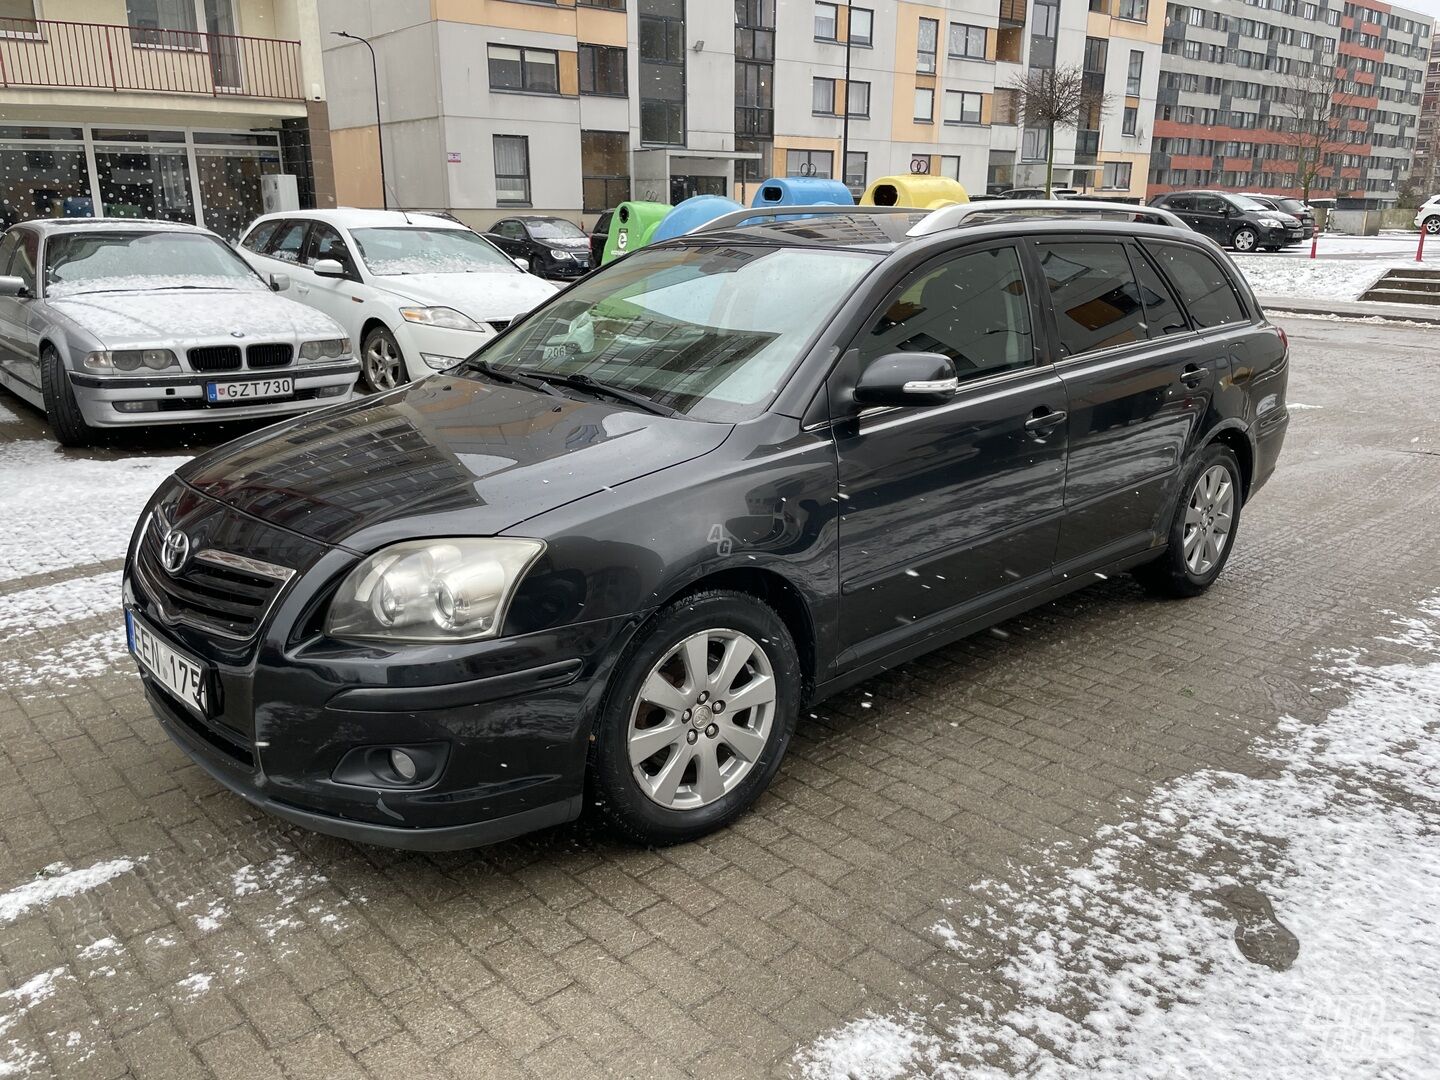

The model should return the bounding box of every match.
[514,369,682,418]
[462,357,566,400]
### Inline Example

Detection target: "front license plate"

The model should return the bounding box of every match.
[206,377,294,403]
[127,610,208,715]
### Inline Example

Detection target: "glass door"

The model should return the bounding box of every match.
[203,0,242,91]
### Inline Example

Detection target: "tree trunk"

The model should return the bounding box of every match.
[1045,122,1056,197]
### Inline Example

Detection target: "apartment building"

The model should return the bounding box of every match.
[1151,0,1432,206]
[0,0,334,239]
[319,0,1161,228]
[1407,42,1439,196]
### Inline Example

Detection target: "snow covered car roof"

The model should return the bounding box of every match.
[17,218,213,236]
[245,208,470,232]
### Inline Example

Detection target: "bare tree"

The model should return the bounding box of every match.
[1276,69,1351,203]
[1008,66,1112,197]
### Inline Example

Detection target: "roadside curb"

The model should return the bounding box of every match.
[1257,295,1440,325]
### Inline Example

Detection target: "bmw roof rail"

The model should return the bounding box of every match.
[685,199,1190,238]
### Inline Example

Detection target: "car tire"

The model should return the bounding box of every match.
[360,325,408,392]
[40,346,100,448]
[1425,217,1440,235]
[590,589,800,846]
[1232,227,1258,253]
[1135,442,1243,599]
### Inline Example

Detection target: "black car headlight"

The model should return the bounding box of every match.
[325,538,544,642]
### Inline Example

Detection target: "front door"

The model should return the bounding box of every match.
[831,243,1069,655]
[670,175,726,203]
[1189,194,1230,243]
[297,223,364,336]
[0,230,42,392]
[1031,236,1225,567]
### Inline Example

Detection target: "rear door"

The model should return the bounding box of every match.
[1032,236,1222,568]
[831,242,1069,654]
[1190,195,1230,243]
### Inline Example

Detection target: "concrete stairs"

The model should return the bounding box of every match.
[1361,267,1440,305]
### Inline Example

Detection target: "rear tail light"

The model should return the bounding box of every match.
[1276,325,1289,354]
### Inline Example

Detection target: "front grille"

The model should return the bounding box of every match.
[189,346,242,372]
[134,519,288,639]
[487,320,510,333]
[247,343,293,369]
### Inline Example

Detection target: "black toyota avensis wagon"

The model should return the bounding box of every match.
[123,204,1289,850]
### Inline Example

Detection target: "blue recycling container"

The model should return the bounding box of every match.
[648,195,744,243]
[750,177,855,208]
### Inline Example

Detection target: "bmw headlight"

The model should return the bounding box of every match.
[299,337,350,361]
[83,349,178,372]
[399,306,483,332]
[325,538,544,642]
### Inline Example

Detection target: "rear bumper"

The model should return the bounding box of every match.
[71,362,359,427]
[1251,407,1289,497]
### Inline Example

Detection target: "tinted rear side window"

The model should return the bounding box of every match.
[1164,194,1194,211]
[1128,244,1188,336]
[1034,240,1145,357]
[1145,242,1248,328]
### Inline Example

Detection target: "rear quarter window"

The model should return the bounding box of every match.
[241,220,279,253]
[1144,241,1248,329]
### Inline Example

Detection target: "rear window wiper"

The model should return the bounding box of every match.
[462,357,565,400]
[515,369,682,418]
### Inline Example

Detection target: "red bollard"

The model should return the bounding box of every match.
[1309,225,1318,259]
[1418,226,1427,263]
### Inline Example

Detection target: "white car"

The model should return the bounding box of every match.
[1415,194,1440,235]
[237,209,558,391]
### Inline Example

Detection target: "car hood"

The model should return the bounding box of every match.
[373,271,558,320]
[178,374,731,549]
[47,288,343,348]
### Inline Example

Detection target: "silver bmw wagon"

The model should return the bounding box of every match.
[0,219,360,446]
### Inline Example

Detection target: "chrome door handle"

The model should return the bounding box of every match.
[1180,365,1208,387]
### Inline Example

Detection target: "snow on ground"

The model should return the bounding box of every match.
[0,441,189,583]
[0,400,18,424]
[1234,257,1403,301]
[1280,233,1433,257]
[0,860,140,926]
[795,594,1440,1080]
[0,626,131,691]
[0,571,120,635]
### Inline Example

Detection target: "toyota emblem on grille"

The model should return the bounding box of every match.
[160,529,191,574]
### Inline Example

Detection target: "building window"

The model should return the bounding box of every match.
[1122,105,1138,135]
[815,1,838,41]
[1102,161,1133,188]
[1022,126,1050,161]
[914,86,935,122]
[736,0,775,58]
[940,154,961,180]
[582,130,629,211]
[578,0,625,8]
[917,17,939,72]
[844,150,867,195]
[813,77,837,114]
[494,134,531,205]
[1117,0,1148,18]
[1126,50,1143,95]
[949,23,986,59]
[1,0,39,33]
[488,45,560,95]
[987,149,1015,192]
[993,87,1019,124]
[849,7,873,46]
[579,44,627,96]
[786,148,833,178]
[944,90,983,125]
[640,0,686,147]
[847,80,870,117]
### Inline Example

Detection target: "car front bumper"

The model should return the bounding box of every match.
[394,321,506,378]
[71,361,359,427]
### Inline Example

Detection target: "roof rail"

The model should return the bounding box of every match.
[907,199,1190,236]
[684,204,917,236]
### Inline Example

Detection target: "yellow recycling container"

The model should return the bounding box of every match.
[860,175,969,210]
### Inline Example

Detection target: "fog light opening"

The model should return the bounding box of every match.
[389,749,418,782]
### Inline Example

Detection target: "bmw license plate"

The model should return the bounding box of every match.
[206,377,293,403]
[127,610,208,715]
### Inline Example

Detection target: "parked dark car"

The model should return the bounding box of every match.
[1149,190,1304,252]
[484,216,593,280]
[123,207,1289,851]
[590,209,613,265]
[1001,187,1080,199]
[1239,193,1316,236]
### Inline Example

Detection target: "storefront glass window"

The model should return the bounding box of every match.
[195,148,281,240]
[0,141,92,227]
[94,144,196,224]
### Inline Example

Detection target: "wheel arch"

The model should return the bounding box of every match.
[1203,423,1255,503]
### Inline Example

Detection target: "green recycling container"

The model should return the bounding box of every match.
[601,201,672,265]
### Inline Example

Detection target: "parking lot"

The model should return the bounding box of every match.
[0,316,1437,1078]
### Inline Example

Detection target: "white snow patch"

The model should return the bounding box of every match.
[0,626,130,690]
[175,972,213,1000]
[1287,403,1323,411]
[0,967,69,1076]
[0,441,189,584]
[0,859,139,925]
[794,594,1440,1078]
[0,572,120,636]
[77,937,119,960]
[0,399,18,424]
[1237,257,1399,300]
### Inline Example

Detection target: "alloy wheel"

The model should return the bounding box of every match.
[364,334,403,390]
[1234,229,1257,252]
[1183,464,1234,576]
[1426,218,1440,235]
[627,629,777,810]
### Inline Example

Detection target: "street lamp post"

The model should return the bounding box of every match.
[332,30,387,210]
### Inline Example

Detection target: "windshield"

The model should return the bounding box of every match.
[1232,197,1272,212]
[350,227,516,276]
[43,231,263,298]
[527,219,587,240]
[467,245,879,422]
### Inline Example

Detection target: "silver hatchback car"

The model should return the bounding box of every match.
[0,219,360,446]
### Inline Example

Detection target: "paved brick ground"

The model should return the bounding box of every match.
[0,317,1436,1078]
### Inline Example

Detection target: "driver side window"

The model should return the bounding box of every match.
[856,246,1034,385]
[305,223,354,272]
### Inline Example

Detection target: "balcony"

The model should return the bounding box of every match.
[0,17,302,101]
